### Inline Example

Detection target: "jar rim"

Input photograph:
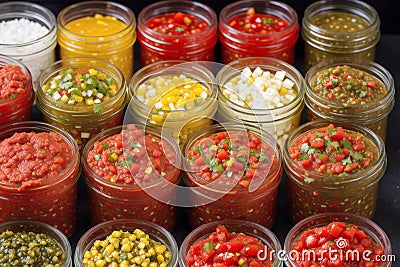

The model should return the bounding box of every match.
[216,57,305,112]
[57,0,136,39]
[182,122,282,194]
[0,121,80,191]
[0,54,33,105]
[305,58,395,112]
[0,220,72,266]
[283,120,386,186]
[75,219,178,267]
[179,219,282,267]
[81,123,181,191]
[219,0,299,38]
[0,1,57,47]
[303,0,380,38]
[284,212,392,267]
[138,0,217,39]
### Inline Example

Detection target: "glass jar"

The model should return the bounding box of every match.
[74,219,178,267]
[180,220,282,267]
[305,58,395,142]
[36,57,126,150]
[216,57,305,148]
[57,1,136,81]
[219,0,299,65]
[183,123,282,229]
[82,124,181,231]
[0,1,57,86]
[0,121,80,237]
[302,0,380,71]
[284,213,392,267]
[127,60,217,149]
[0,220,72,267]
[0,55,34,125]
[283,121,386,223]
[137,0,218,66]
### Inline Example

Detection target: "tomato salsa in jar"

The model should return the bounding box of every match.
[0,55,34,125]
[219,0,299,64]
[82,124,181,231]
[283,121,386,223]
[305,58,395,142]
[183,123,282,229]
[0,122,80,237]
[180,220,282,267]
[137,0,217,66]
[284,213,392,267]
[36,57,126,150]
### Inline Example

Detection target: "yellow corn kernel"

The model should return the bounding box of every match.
[149,263,157,267]
[183,16,192,24]
[42,84,50,92]
[151,114,164,122]
[95,260,107,267]
[97,73,106,80]
[111,251,119,259]
[134,229,144,236]
[91,250,98,257]
[134,256,143,264]
[84,251,92,258]
[60,94,69,103]
[74,95,83,103]
[85,98,94,105]
[129,235,137,241]
[164,251,171,259]
[279,87,288,95]
[140,238,149,246]
[193,86,204,96]
[103,96,110,101]
[160,262,167,267]
[110,152,118,162]
[109,84,117,90]
[89,68,98,75]
[138,242,146,250]
[105,244,115,253]
[94,240,101,247]
[154,245,166,254]
[121,238,130,245]
[157,254,165,262]
[121,243,131,252]
[109,89,117,96]
[80,83,87,90]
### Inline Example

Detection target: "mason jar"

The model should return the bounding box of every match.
[302,0,380,71]
[0,1,57,85]
[57,1,136,81]
[283,121,386,223]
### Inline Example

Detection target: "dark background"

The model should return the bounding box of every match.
[2,0,399,264]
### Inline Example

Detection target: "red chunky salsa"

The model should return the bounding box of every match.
[289,124,377,177]
[186,130,276,188]
[292,222,385,267]
[0,132,72,190]
[228,7,289,34]
[84,125,180,230]
[0,64,28,100]
[146,12,209,35]
[87,125,175,184]
[186,225,274,267]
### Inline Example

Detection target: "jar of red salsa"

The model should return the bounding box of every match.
[305,58,395,142]
[283,121,386,223]
[137,0,217,66]
[0,55,34,125]
[284,213,392,267]
[0,121,80,237]
[82,124,181,231]
[180,220,282,267]
[219,0,299,65]
[183,123,282,229]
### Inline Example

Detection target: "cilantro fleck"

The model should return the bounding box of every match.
[174,27,184,33]
[304,177,314,184]
[340,139,352,150]
[314,131,324,138]
[39,149,45,154]
[251,149,260,158]
[359,91,367,98]
[94,154,101,161]
[342,157,352,165]
[188,156,195,163]
[328,241,335,246]
[328,128,337,136]
[322,70,330,77]
[298,154,309,161]
[93,103,103,116]
[329,157,337,163]
[264,17,276,24]
[129,141,137,148]
[193,145,204,156]
[259,150,269,163]
[102,143,110,149]
[352,152,364,161]
[9,93,16,99]
[203,241,214,251]
[117,160,133,168]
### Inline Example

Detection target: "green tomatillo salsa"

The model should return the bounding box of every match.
[311,65,386,106]
[311,11,369,33]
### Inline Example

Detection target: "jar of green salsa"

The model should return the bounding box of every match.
[302,0,380,71]
[304,58,395,142]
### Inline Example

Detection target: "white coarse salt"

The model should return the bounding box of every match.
[0,18,49,44]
